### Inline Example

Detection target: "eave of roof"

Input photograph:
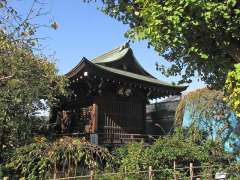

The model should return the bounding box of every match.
[66,57,88,78]
[66,43,188,92]
[94,63,187,91]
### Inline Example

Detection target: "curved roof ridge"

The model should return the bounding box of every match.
[66,57,88,77]
[128,48,156,79]
[91,42,130,64]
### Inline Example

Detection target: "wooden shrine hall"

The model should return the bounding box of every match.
[54,42,187,144]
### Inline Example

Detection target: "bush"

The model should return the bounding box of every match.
[3,136,114,179]
[113,128,235,179]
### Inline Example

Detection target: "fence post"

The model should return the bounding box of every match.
[131,134,134,142]
[53,172,56,180]
[90,170,94,180]
[124,166,127,178]
[53,163,57,180]
[148,166,153,180]
[190,163,193,180]
[173,161,177,180]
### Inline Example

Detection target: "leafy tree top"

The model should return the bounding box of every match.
[87,0,240,88]
[175,88,240,156]
[0,0,67,152]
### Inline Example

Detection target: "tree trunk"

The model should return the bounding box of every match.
[227,40,240,63]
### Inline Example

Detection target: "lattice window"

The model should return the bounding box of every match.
[103,113,125,143]
[100,100,143,143]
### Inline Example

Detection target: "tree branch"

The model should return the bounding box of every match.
[0,75,13,82]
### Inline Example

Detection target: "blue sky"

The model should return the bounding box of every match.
[15,0,205,91]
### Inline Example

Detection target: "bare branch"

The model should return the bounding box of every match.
[0,75,13,82]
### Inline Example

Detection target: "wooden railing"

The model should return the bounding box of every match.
[54,132,161,145]
[98,133,161,144]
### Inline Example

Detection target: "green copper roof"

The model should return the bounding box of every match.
[91,42,156,78]
[91,43,130,64]
[67,43,188,91]
[95,63,186,89]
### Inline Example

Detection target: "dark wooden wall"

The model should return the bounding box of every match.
[95,95,145,143]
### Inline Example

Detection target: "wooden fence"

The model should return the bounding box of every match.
[3,163,239,180]
[42,163,238,180]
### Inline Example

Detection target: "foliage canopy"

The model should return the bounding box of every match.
[0,0,67,155]
[225,64,240,118]
[175,88,240,156]
[91,0,240,89]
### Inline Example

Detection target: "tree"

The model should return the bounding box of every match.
[175,88,240,156]
[225,64,240,118]
[0,0,66,155]
[88,0,240,88]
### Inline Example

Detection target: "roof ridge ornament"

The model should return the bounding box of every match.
[82,56,88,61]
[125,40,130,48]
[120,40,130,50]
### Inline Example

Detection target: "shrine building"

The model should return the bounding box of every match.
[54,43,187,144]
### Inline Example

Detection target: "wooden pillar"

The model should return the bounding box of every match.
[143,100,146,134]
[90,103,98,133]
[94,103,98,133]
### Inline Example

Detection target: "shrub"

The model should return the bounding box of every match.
[3,137,114,179]
[113,128,235,179]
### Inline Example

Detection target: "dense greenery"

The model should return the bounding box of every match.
[175,88,240,156]
[225,64,240,118]
[2,129,238,179]
[175,88,227,125]
[2,137,113,179]
[0,31,67,149]
[0,0,67,159]
[114,128,237,179]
